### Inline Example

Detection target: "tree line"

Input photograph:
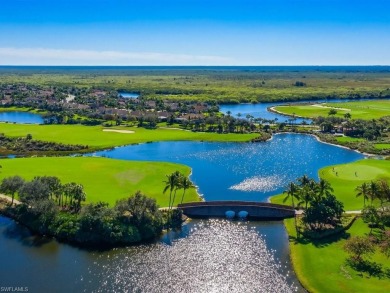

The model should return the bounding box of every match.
[0,133,88,155]
[0,175,165,247]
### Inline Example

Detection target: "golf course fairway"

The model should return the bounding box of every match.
[0,156,200,206]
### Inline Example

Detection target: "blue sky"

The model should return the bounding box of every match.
[0,0,389,65]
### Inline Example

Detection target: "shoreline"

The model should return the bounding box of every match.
[268,106,308,119]
[272,130,382,157]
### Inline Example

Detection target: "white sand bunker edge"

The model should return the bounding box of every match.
[103,129,135,134]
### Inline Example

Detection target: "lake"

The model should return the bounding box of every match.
[220,102,311,124]
[118,92,140,99]
[0,111,44,124]
[0,216,303,292]
[0,133,365,292]
[90,133,364,201]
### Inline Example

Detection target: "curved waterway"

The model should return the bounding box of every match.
[0,134,364,292]
[219,98,390,124]
[90,133,364,201]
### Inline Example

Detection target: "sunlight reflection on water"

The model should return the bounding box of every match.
[229,175,284,192]
[88,220,298,293]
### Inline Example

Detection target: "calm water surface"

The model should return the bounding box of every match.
[118,92,140,99]
[0,111,43,124]
[0,216,303,292]
[91,133,364,201]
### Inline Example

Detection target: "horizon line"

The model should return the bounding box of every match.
[1,65,390,67]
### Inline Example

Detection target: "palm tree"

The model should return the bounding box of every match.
[298,175,311,187]
[377,179,390,207]
[64,183,86,212]
[283,182,300,234]
[169,171,182,210]
[283,182,300,208]
[163,173,176,210]
[180,177,195,204]
[300,185,315,210]
[163,171,182,210]
[355,182,369,207]
[368,181,380,205]
[317,178,334,200]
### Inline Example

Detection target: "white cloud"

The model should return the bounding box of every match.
[0,47,233,65]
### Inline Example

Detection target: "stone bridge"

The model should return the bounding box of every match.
[178,201,295,220]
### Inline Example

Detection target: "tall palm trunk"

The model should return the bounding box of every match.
[167,190,173,227]
[171,189,178,210]
[180,189,187,204]
[292,196,298,237]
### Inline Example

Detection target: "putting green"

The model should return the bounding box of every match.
[0,156,200,207]
[322,165,387,181]
[271,159,390,210]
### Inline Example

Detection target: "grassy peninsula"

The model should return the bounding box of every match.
[273,100,390,120]
[0,156,200,206]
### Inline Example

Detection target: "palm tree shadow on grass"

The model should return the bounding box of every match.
[288,231,350,248]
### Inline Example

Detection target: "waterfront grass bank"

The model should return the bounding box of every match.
[0,156,200,206]
[284,217,390,292]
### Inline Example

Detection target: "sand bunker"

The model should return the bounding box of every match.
[103,129,135,134]
[311,104,351,111]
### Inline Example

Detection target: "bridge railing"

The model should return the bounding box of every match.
[178,201,294,211]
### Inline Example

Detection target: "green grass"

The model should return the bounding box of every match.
[274,100,390,120]
[273,104,350,119]
[285,217,390,293]
[374,143,390,150]
[0,156,200,207]
[336,136,365,143]
[0,123,258,149]
[271,159,390,210]
[320,159,390,210]
[0,106,44,114]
